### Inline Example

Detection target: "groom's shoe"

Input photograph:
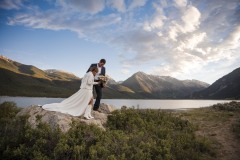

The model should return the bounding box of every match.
[93,109,101,113]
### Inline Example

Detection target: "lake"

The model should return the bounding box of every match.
[0,96,238,110]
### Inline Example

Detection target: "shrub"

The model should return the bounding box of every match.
[233,119,240,138]
[0,102,215,160]
[212,101,240,112]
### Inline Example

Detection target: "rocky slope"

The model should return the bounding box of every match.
[192,67,240,99]
[121,72,209,98]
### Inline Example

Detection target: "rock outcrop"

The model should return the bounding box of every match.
[17,103,116,132]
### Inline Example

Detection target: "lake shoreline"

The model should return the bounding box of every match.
[1,95,239,100]
[1,96,239,110]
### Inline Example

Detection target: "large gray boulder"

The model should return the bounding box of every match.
[98,103,116,114]
[17,103,116,132]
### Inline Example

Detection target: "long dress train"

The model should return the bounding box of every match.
[42,72,98,116]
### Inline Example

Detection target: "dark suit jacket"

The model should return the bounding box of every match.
[87,63,106,76]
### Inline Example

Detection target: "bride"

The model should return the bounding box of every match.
[42,66,100,119]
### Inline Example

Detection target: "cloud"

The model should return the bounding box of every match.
[0,0,24,10]
[121,68,130,75]
[57,0,105,14]
[176,32,207,55]
[120,62,132,75]
[8,8,121,38]
[174,0,187,7]
[180,6,201,33]
[2,0,240,82]
[167,5,201,41]
[107,0,126,12]
[128,0,148,10]
[143,3,166,31]
[221,26,240,50]
[113,0,240,82]
[117,2,202,62]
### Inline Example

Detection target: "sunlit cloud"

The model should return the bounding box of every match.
[174,0,187,7]
[1,0,240,83]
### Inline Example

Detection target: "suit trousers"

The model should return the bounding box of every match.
[93,85,102,110]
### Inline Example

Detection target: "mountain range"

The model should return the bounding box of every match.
[0,55,239,99]
[121,72,209,98]
[0,55,81,97]
[192,67,240,99]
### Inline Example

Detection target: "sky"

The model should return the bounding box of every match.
[0,0,240,84]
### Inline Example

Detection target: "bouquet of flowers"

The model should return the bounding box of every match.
[98,75,108,87]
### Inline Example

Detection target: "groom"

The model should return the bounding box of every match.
[87,59,106,112]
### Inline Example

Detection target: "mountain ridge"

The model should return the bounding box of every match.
[192,67,240,99]
[0,55,79,81]
[2,56,239,99]
[122,71,209,98]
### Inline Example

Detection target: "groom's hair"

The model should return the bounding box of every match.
[90,66,98,72]
[100,59,106,64]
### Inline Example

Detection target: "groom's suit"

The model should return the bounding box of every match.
[87,63,106,78]
[87,63,106,111]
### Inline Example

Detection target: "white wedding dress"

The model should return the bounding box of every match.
[42,72,98,116]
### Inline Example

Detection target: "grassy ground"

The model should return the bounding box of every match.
[175,101,240,160]
[1,101,240,159]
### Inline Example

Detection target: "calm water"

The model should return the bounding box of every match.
[0,96,237,109]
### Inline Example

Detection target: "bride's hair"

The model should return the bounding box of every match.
[90,66,98,73]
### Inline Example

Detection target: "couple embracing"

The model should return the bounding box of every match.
[42,59,106,120]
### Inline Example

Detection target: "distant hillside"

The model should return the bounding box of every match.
[1,56,212,99]
[0,56,137,98]
[45,69,80,81]
[0,56,81,97]
[121,72,209,98]
[192,67,240,99]
[0,56,50,79]
[0,55,80,81]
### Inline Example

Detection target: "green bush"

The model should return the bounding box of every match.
[0,102,62,160]
[0,102,215,160]
[211,101,240,139]
[233,119,240,138]
[212,101,240,112]
[0,101,21,118]
[106,109,214,160]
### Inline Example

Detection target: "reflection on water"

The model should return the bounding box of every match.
[0,96,237,109]
[102,99,238,109]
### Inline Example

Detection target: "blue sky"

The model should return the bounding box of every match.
[0,0,240,84]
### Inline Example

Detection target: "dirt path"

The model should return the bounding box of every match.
[217,117,240,160]
[200,117,240,160]
[179,109,240,160]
